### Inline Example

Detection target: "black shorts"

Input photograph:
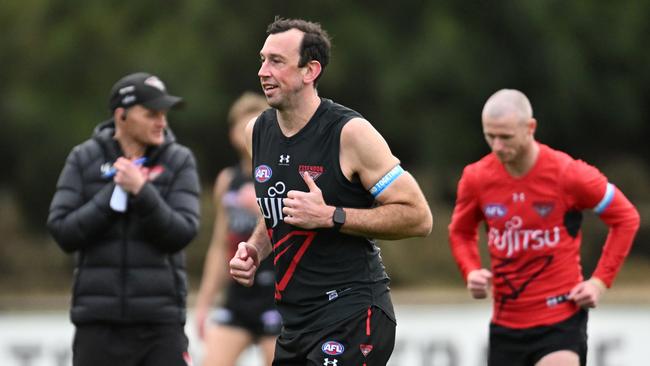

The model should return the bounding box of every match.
[73,323,191,366]
[489,309,588,366]
[273,306,396,366]
[210,305,282,338]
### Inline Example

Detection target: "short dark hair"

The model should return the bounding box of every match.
[267,17,331,86]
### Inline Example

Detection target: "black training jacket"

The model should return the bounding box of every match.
[47,119,200,325]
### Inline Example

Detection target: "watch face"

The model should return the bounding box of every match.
[334,207,346,224]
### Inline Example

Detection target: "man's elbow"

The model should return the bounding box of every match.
[159,233,196,253]
[412,207,433,237]
[47,221,80,254]
[633,208,641,226]
[629,208,641,233]
[615,205,641,232]
[49,231,80,254]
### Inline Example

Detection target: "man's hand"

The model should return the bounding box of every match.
[229,242,260,287]
[467,269,493,299]
[194,305,209,340]
[282,172,332,229]
[113,157,147,194]
[568,277,606,308]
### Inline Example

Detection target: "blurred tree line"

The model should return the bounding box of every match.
[1,0,648,293]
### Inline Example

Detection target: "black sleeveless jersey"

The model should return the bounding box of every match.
[252,98,394,333]
[222,165,275,313]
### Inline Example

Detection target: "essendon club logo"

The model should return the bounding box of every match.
[360,344,373,357]
[298,165,324,181]
[142,165,165,181]
[533,202,555,218]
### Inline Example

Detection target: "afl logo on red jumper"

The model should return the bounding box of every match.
[321,341,345,355]
[484,203,507,218]
[255,165,273,183]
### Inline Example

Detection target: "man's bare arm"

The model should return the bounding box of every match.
[282,118,432,239]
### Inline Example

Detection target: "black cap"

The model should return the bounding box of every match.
[108,72,184,111]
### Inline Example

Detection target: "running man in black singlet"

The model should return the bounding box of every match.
[229,18,433,366]
[195,93,281,366]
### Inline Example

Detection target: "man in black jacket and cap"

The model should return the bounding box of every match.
[47,72,200,366]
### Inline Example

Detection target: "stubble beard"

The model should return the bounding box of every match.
[268,83,305,111]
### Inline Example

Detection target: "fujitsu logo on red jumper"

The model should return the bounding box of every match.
[488,216,560,257]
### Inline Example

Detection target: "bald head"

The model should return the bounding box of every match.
[480,89,539,175]
[482,89,533,123]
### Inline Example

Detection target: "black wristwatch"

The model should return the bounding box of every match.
[332,206,346,231]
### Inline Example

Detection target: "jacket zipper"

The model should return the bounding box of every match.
[121,214,129,319]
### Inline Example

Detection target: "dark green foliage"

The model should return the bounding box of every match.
[1,0,648,288]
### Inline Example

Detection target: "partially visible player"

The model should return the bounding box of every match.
[195,92,281,366]
[449,89,640,366]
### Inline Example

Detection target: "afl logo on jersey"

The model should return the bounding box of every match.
[321,341,345,355]
[255,165,273,183]
[484,203,507,218]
